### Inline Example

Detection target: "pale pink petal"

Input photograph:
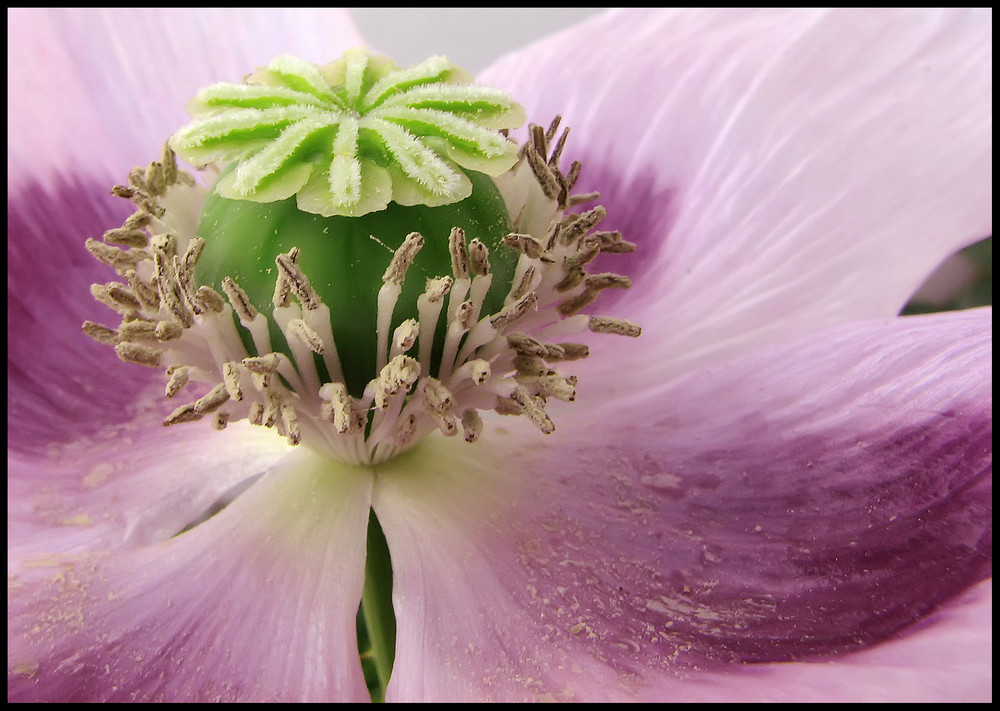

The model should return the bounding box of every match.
[374,308,991,702]
[7,8,363,188]
[8,421,291,555]
[8,449,374,702]
[482,9,992,387]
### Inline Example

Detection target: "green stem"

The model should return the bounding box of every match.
[359,509,396,703]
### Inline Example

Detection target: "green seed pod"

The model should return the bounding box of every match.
[195,167,516,396]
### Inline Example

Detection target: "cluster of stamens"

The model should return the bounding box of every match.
[84,117,639,465]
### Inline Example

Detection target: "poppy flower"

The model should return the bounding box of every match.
[7,8,991,702]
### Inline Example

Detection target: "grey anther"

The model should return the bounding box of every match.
[557,343,590,361]
[213,411,231,431]
[151,320,181,342]
[81,320,120,346]
[586,273,632,291]
[124,270,160,309]
[393,319,419,353]
[530,123,548,161]
[430,411,458,437]
[513,355,550,377]
[490,291,537,331]
[382,232,424,285]
[566,191,601,208]
[589,316,642,338]
[222,362,244,401]
[510,385,555,434]
[122,211,153,232]
[532,374,578,402]
[456,300,476,329]
[280,403,301,446]
[163,403,202,426]
[103,227,149,248]
[375,355,420,409]
[558,289,600,316]
[421,377,454,413]
[502,233,544,259]
[543,344,567,361]
[423,276,452,303]
[564,161,581,193]
[288,318,325,354]
[276,251,321,310]
[468,238,491,276]
[449,227,469,279]
[222,277,257,321]
[117,319,158,341]
[85,239,147,271]
[181,237,206,274]
[560,206,607,247]
[165,365,189,398]
[114,341,162,368]
[524,139,560,199]
[194,286,226,313]
[319,382,358,433]
[461,409,483,443]
[548,126,570,168]
[508,332,549,358]
[509,265,537,301]
[544,115,562,143]
[561,239,602,275]
[144,161,166,197]
[248,402,265,426]
[193,383,230,414]
[242,352,281,373]
[91,282,141,313]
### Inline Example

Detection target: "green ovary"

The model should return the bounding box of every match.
[195,168,516,398]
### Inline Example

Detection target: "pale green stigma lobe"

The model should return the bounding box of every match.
[169,49,526,217]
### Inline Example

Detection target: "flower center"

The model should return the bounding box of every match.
[83,52,640,466]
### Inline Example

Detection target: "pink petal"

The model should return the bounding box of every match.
[482,9,992,386]
[9,179,157,448]
[8,449,374,702]
[7,8,363,188]
[374,308,991,701]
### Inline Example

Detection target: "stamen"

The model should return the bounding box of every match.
[85,238,148,272]
[276,250,322,310]
[165,365,189,398]
[490,291,538,331]
[468,238,491,277]
[460,409,483,443]
[221,277,258,321]
[115,341,161,367]
[213,411,230,431]
[222,362,243,401]
[164,403,201,426]
[193,383,230,414]
[103,226,149,248]
[288,318,325,354]
[382,232,424,284]
[588,316,642,338]
[509,385,555,434]
[81,320,119,346]
[448,227,470,280]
